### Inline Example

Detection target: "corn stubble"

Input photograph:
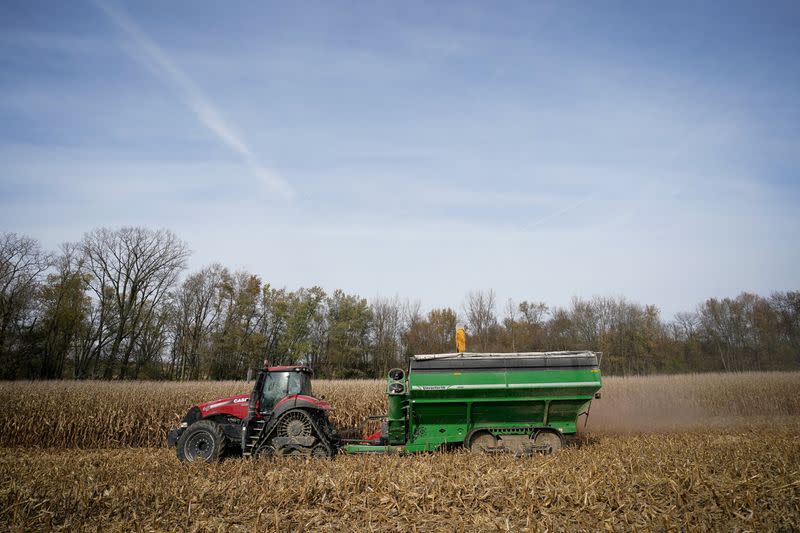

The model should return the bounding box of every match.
[1,429,799,531]
[1,373,799,530]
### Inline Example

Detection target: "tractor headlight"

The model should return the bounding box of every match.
[388,368,405,381]
[388,382,405,395]
[180,406,201,426]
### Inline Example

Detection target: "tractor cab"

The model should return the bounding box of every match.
[257,366,313,412]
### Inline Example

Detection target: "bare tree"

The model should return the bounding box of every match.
[80,227,190,378]
[304,294,329,372]
[503,298,518,351]
[169,264,223,380]
[568,296,602,348]
[132,301,171,378]
[371,295,403,374]
[0,233,51,378]
[73,285,115,378]
[463,289,497,352]
[519,301,548,325]
[771,291,800,366]
[38,243,88,378]
[672,312,698,341]
[399,298,422,355]
[515,300,549,351]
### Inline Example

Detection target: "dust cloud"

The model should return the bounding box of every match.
[582,372,800,434]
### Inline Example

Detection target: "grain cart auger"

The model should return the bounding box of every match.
[169,365,338,462]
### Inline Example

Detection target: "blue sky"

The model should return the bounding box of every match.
[1,0,798,318]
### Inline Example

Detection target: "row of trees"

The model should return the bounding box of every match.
[1,228,798,380]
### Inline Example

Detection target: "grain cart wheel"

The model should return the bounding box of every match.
[532,430,563,453]
[177,420,226,462]
[468,431,497,453]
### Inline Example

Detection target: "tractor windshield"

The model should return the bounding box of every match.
[261,371,312,411]
[287,371,312,396]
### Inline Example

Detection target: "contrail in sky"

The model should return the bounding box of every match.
[527,195,592,229]
[94,1,293,199]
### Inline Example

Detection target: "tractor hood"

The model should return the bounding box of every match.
[197,393,250,419]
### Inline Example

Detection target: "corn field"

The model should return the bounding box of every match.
[1,372,798,448]
[1,372,799,530]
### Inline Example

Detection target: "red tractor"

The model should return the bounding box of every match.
[168,365,338,461]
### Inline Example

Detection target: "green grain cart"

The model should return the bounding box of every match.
[341,351,602,454]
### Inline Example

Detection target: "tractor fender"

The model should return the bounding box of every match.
[274,394,331,413]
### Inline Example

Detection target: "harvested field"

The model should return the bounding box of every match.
[2,427,799,531]
[1,372,799,531]
[1,372,798,448]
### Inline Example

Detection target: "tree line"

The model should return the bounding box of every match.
[1,228,798,380]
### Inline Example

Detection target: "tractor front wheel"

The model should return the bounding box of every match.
[177,420,226,462]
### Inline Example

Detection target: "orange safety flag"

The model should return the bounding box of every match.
[455,327,466,353]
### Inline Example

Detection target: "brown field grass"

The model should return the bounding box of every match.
[1,372,799,531]
[2,427,799,531]
[0,372,798,448]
